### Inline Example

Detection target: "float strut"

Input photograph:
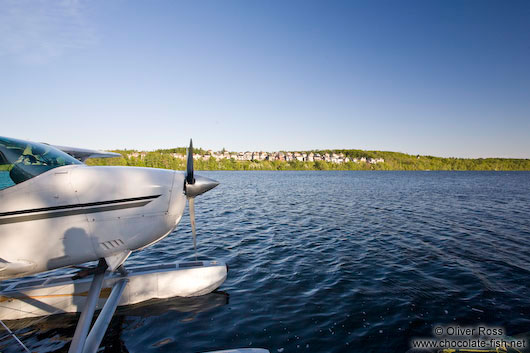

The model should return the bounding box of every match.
[0,319,30,352]
[68,259,107,353]
[82,278,128,353]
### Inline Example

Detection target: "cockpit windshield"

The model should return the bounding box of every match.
[0,137,81,190]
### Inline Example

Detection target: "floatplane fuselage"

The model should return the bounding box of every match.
[0,136,217,279]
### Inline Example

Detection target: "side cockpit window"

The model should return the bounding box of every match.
[0,149,15,190]
[0,137,81,190]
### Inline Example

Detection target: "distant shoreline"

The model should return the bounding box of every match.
[86,148,530,171]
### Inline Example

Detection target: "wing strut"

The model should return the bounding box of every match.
[68,259,129,353]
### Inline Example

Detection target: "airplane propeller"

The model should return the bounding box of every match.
[184,139,219,260]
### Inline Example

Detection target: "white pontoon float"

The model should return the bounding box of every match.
[0,260,227,321]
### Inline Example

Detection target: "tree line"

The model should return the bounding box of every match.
[85,149,530,171]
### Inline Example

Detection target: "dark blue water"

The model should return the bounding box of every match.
[3,171,530,352]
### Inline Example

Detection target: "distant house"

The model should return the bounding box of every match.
[128,152,147,159]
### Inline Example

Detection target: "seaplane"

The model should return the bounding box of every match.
[0,136,268,353]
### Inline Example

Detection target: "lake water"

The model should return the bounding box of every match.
[2,171,530,352]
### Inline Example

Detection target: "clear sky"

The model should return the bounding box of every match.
[1,0,529,158]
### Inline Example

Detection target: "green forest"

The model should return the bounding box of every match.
[85,148,530,171]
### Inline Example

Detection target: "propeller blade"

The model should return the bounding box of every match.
[183,138,219,261]
[186,139,194,185]
[189,197,197,260]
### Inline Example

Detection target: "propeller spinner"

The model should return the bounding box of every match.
[184,139,219,259]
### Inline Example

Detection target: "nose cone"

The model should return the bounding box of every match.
[185,175,219,198]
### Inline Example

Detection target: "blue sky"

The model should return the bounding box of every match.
[1,0,529,158]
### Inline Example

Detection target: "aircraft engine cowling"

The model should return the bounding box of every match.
[69,166,187,258]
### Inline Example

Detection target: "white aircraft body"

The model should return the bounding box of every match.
[0,136,217,278]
